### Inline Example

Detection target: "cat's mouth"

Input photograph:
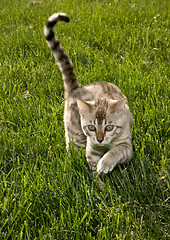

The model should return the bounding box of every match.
[95,140,108,147]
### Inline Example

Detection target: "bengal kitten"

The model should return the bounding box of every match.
[44,13,133,174]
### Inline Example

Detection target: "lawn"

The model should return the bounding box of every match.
[0,0,169,239]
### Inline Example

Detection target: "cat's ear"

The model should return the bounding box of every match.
[111,97,126,114]
[76,99,93,116]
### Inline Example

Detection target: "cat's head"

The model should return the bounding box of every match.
[77,98,127,145]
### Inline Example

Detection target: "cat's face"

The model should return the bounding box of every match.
[77,98,126,145]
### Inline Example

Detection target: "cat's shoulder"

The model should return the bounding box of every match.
[84,81,122,92]
[83,81,124,100]
[70,81,124,102]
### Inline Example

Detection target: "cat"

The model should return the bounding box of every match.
[44,13,133,174]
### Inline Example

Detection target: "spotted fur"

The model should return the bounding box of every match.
[44,13,133,174]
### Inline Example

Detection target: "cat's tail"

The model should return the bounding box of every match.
[44,13,79,94]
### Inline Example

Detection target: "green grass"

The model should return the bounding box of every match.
[0,0,169,239]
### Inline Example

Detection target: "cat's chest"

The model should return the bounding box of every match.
[92,142,114,153]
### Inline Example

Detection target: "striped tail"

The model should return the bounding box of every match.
[44,13,79,94]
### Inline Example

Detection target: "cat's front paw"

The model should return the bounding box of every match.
[97,158,116,174]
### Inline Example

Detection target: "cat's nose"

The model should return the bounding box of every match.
[97,139,103,143]
[97,133,104,143]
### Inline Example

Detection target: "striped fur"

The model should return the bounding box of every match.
[44,13,133,174]
[44,13,79,94]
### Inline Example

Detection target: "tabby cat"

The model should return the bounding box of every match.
[44,13,133,174]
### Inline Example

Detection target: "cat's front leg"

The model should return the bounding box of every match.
[86,147,103,172]
[97,144,132,174]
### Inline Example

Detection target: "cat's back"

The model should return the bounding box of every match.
[72,81,124,101]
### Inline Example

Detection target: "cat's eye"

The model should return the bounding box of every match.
[88,125,96,131]
[105,125,114,131]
